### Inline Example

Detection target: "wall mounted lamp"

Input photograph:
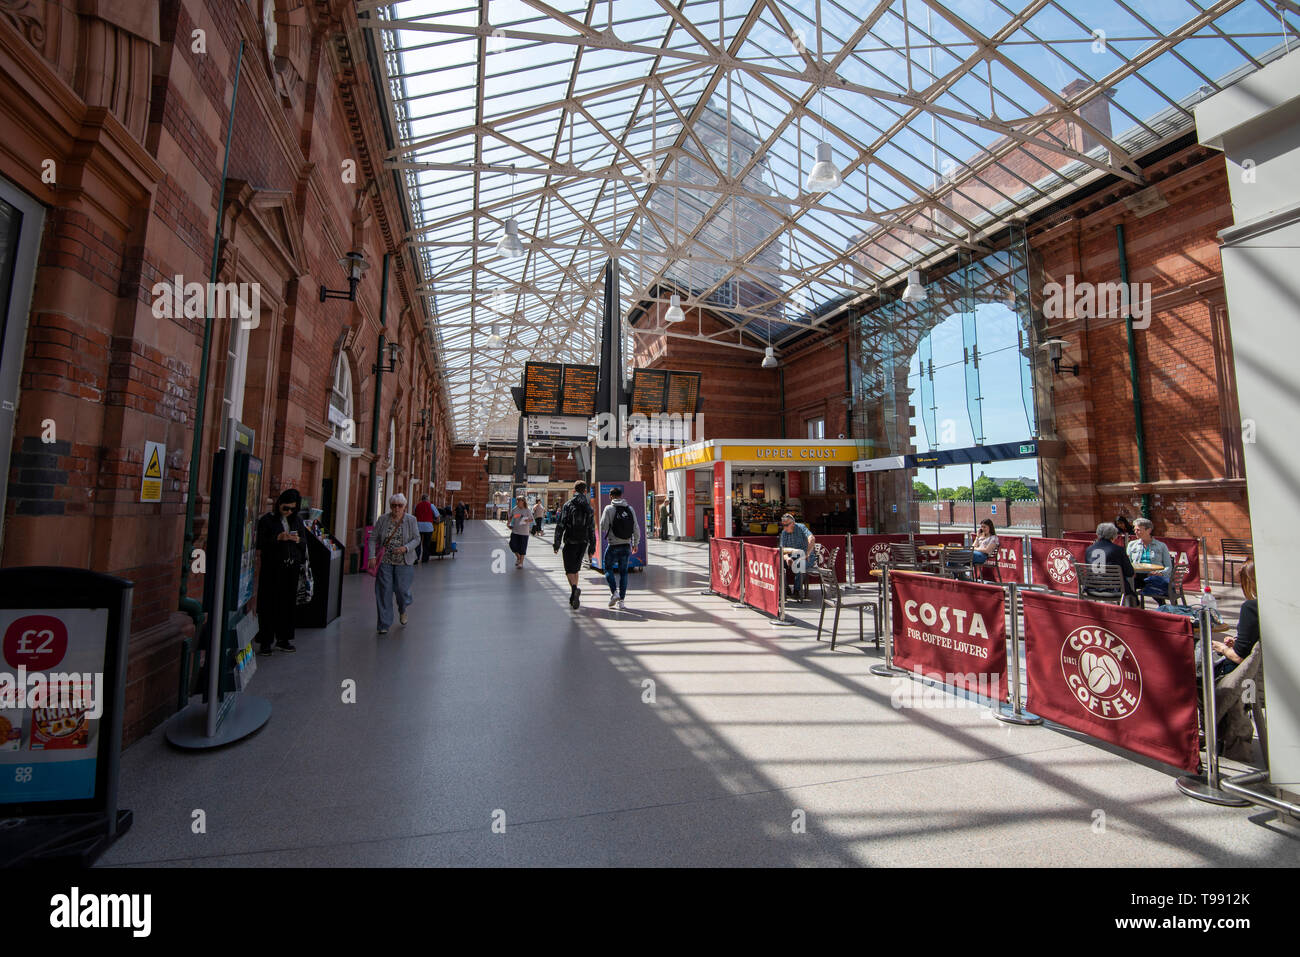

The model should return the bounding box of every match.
[320,251,370,302]
[1039,337,1079,376]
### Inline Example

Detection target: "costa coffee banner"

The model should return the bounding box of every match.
[991,540,1025,582]
[849,534,908,585]
[890,573,1008,697]
[710,537,743,601]
[1022,591,1200,771]
[1030,537,1089,591]
[743,543,782,617]
[1162,536,1200,591]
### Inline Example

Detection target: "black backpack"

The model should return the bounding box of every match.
[563,496,593,542]
[610,503,635,539]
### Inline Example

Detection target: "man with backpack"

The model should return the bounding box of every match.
[553,481,596,608]
[600,486,641,609]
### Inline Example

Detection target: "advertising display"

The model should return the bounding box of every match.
[709,537,744,601]
[684,476,695,537]
[849,533,908,584]
[1022,591,1200,771]
[592,480,647,571]
[0,608,109,803]
[889,573,1008,699]
[742,543,782,617]
[787,470,802,498]
[1030,537,1090,591]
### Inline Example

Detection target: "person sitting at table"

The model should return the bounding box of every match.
[1211,560,1259,681]
[1086,522,1136,603]
[972,519,999,566]
[778,512,816,600]
[1114,514,1136,539]
[1125,517,1174,605]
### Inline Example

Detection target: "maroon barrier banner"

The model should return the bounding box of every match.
[849,534,908,584]
[1162,537,1200,591]
[890,572,1008,698]
[915,533,966,547]
[743,543,781,617]
[1022,591,1200,771]
[710,537,743,601]
[991,540,1025,582]
[1030,537,1089,591]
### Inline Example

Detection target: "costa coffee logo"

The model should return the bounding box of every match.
[901,600,989,641]
[1059,625,1142,720]
[1047,546,1076,586]
[717,548,734,586]
[870,543,892,567]
[748,558,775,579]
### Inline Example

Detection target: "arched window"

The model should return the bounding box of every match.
[330,352,354,445]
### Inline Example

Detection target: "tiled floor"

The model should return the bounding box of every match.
[99,522,1297,867]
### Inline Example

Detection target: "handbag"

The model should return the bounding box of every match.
[367,518,403,575]
[296,560,315,604]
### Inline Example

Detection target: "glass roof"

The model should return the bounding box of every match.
[362,0,1298,442]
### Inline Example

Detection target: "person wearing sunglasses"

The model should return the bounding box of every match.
[255,488,308,655]
[778,512,816,600]
[371,493,421,634]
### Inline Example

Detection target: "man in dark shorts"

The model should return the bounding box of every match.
[553,481,596,608]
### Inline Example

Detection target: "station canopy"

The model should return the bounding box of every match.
[362,0,1298,442]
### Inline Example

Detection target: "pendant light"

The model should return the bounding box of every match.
[761,345,778,369]
[487,322,503,345]
[804,0,840,193]
[664,293,685,324]
[902,269,927,302]
[496,219,524,259]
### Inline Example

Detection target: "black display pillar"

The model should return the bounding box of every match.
[513,416,527,491]
[594,258,630,482]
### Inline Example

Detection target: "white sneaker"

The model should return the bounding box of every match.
[399,611,408,625]
[608,593,619,608]
[617,599,626,610]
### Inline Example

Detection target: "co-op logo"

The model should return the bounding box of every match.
[1060,625,1142,720]
[1047,546,1076,586]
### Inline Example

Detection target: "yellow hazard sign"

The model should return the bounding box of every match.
[141,441,164,502]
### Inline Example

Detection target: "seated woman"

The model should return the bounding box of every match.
[972,519,998,566]
[1212,560,1259,681]
[1124,517,1174,605]
[1114,514,1136,539]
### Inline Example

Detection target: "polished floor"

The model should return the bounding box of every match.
[101,521,1300,867]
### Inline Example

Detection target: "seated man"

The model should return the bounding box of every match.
[778,512,817,599]
[1085,522,1136,603]
[1125,517,1174,605]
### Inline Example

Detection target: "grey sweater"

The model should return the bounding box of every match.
[600,500,641,551]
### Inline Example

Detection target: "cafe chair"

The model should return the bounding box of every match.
[1220,538,1252,586]
[943,548,976,580]
[1075,562,1133,607]
[1137,563,1186,608]
[1215,644,1266,766]
[815,561,881,651]
[888,542,922,572]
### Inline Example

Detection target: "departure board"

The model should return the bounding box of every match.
[665,371,701,415]
[630,369,668,415]
[560,364,599,416]
[522,362,563,415]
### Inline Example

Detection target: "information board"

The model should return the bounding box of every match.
[630,369,668,415]
[665,371,701,415]
[560,364,599,416]
[523,361,564,415]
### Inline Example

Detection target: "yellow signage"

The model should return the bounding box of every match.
[721,444,858,464]
[663,444,714,470]
[141,440,164,503]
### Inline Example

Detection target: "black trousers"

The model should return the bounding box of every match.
[420,530,434,561]
[456,518,464,534]
[256,567,297,649]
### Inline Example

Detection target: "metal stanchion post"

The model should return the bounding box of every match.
[699,538,717,595]
[996,582,1042,725]
[732,541,747,608]
[1177,606,1250,805]
[870,564,907,677]
[1023,533,1032,587]
[1198,535,1207,588]
[771,546,795,626]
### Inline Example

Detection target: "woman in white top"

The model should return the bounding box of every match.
[508,495,534,567]
[972,519,999,567]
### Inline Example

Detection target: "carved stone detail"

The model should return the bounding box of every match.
[0,0,46,45]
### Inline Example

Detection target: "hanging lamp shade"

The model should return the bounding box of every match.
[496,218,525,259]
[663,293,685,324]
[761,345,778,369]
[805,141,842,192]
[902,269,927,302]
[487,322,502,345]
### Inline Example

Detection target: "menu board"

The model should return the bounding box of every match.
[560,364,599,416]
[523,362,563,415]
[630,369,668,415]
[665,371,701,415]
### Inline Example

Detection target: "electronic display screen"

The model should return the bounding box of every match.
[665,371,701,415]
[560,364,599,416]
[630,369,668,415]
[523,362,564,415]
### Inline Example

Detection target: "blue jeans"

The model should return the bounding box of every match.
[375,562,414,629]
[604,543,631,599]
[972,551,987,564]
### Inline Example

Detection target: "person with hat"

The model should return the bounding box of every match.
[255,488,308,655]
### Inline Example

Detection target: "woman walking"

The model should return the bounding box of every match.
[371,493,421,634]
[255,488,308,655]
[508,495,533,567]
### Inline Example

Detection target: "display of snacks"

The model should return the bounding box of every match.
[0,711,22,750]
[29,707,91,750]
